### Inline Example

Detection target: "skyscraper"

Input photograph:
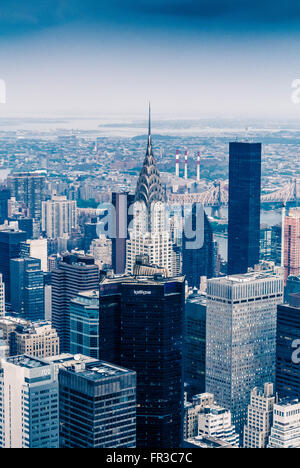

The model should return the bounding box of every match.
[284,208,300,284]
[99,274,185,448]
[42,195,77,239]
[276,295,300,400]
[184,292,206,397]
[7,172,45,222]
[47,354,136,448]
[182,207,213,288]
[0,227,27,302]
[70,289,99,359]
[206,264,283,434]
[0,355,59,448]
[51,253,99,352]
[228,142,262,275]
[112,192,134,274]
[10,257,45,321]
[0,189,10,224]
[126,106,174,275]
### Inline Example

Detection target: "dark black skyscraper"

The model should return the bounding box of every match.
[276,294,300,400]
[182,207,214,288]
[0,189,10,224]
[0,228,27,302]
[99,275,185,449]
[228,142,262,275]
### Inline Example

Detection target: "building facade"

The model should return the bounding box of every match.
[284,208,300,284]
[42,195,77,239]
[13,321,59,358]
[0,274,5,317]
[70,290,99,359]
[268,399,300,448]
[99,274,185,448]
[182,207,214,289]
[51,253,99,352]
[0,355,59,448]
[206,264,283,434]
[7,172,46,222]
[184,292,206,397]
[10,257,44,321]
[243,383,275,448]
[20,238,48,272]
[112,192,135,274]
[51,355,136,448]
[276,299,300,400]
[0,227,27,302]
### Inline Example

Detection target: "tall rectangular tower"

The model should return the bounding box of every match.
[111,192,134,274]
[228,142,262,275]
[276,297,300,400]
[284,208,300,284]
[0,228,27,302]
[7,172,45,222]
[0,189,10,224]
[47,354,136,448]
[10,257,44,321]
[99,275,185,448]
[51,253,99,352]
[206,265,283,434]
[0,355,59,448]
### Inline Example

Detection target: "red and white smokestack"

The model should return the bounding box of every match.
[184,151,188,180]
[197,151,200,181]
[175,150,180,177]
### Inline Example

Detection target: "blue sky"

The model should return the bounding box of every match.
[1,0,300,117]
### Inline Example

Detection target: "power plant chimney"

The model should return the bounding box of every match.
[184,151,188,180]
[197,151,200,181]
[175,150,179,177]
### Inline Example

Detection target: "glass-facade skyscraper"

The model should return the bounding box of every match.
[51,253,99,352]
[0,189,10,224]
[99,274,185,448]
[10,257,44,321]
[276,296,300,400]
[228,142,262,275]
[7,172,45,222]
[51,355,136,448]
[182,207,214,288]
[184,292,206,398]
[0,228,27,302]
[70,289,99,359]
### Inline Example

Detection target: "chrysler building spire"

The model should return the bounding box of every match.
[135,105,164,209]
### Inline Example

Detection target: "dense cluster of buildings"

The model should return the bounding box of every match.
[0,110,298,448]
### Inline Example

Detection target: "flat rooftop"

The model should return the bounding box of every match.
[46,354,134,380]
[101,275,185,287]
[6,355,49,369]
[209,269,282,285]
[77,362,133,381]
